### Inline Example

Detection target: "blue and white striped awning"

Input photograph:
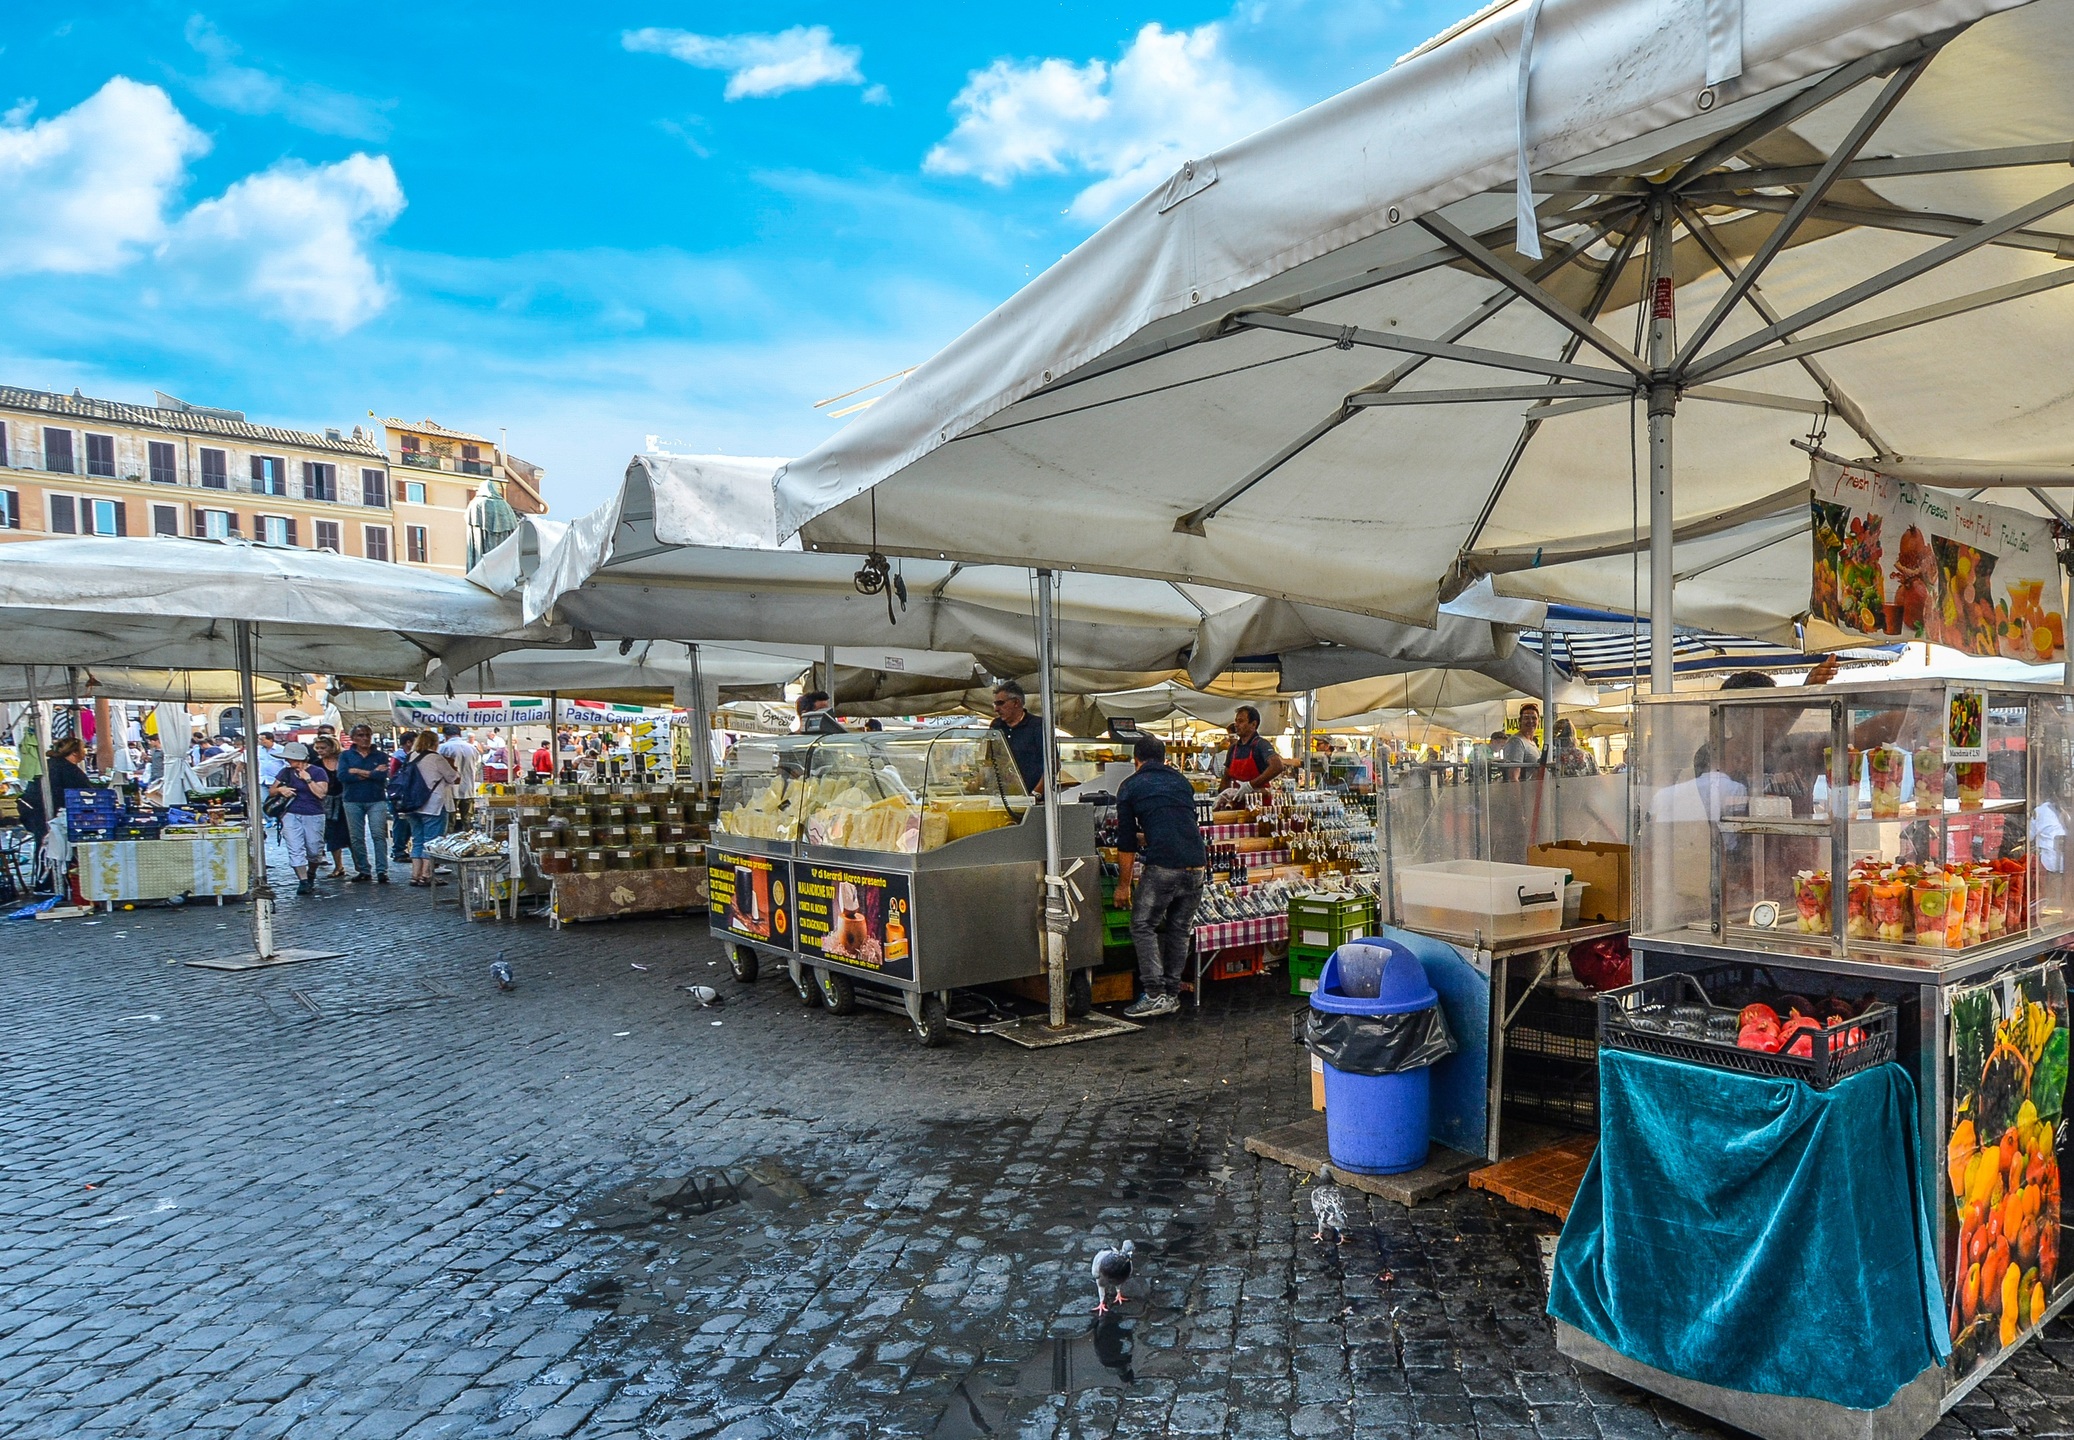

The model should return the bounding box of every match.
[1522,606,1901,683]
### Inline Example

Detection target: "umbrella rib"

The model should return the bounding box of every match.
[1232,313,1630,384]
[1673,53,1936,371]
[964,341,1343,440]
[1682,141,2074,195]
[1719,192,2074,259]
[1697,262,2074,385]
[1675,201,1893,457]
[1691,177,2074,378]
[1456,220,1644,557]
[1414,214,1649,378]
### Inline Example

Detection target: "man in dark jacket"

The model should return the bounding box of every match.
[336,724,395,884]
[1113,735,1207,1018]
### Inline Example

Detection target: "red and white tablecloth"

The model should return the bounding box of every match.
[1235,849,1291,872]
[1202,822,1265,841]
[1192,912,1289,950]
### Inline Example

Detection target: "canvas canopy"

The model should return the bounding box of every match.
[776,0,2074,682]
[0,666,299,705]
[0,536,564,678]
[510,454,1536,691]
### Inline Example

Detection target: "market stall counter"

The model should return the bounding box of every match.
[1556,679,2074,1439]
[709,726,1101,1046]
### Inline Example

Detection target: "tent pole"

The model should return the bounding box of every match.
[1541,630,1558,843]
[235,621,275,960]
[687,646,712,794]
[1036,568,1068,1029]
[26,668,53,887]
[1646,193,1678,694]
[549,691,560,781]
[1301,690,1314,786]
[823,644,836,709]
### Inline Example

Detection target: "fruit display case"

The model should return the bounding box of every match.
[707,726,1101,1043]
[1620,680,2074,1425]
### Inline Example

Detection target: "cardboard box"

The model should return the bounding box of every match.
[1310,1053,1326,1111]
[1526,840,1631,923]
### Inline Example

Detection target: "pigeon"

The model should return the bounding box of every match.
[1310,1181,1349,1244]
[682,984,724,1008]
[1091,1240,1134,1314]
[490,953,514,991]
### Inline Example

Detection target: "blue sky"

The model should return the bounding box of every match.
[0,1,1474,516]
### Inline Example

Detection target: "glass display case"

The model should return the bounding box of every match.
[717,727,1031,854]
[1634,680,2074,970]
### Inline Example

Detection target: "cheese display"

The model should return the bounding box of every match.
[716,728,1028,854]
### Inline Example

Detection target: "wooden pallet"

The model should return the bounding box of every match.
[1468,1132,1596,1221]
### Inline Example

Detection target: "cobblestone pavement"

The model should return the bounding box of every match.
[6,856,2074,1438]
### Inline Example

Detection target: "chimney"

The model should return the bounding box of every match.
[326,427,342,441]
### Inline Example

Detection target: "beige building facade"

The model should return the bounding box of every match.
[0,388,547,576]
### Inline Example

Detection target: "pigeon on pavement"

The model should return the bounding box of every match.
[1091,1240,1134,1314]
[681,984,724,1007]
[491,953,514,991]
[1310,1181,1349,1243]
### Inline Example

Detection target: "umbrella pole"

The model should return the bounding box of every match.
[236,621,275,959]
[26,668,53,887]
[687,646,712,795]
[549,691,559,780]
[1645,196,1678,694]
[1037,568,1068,1029]
[1300,690,1314,787]
[1541,630,1558,843]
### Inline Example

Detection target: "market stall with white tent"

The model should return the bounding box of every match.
[771,0,2074,1424]
[0,535,563,964]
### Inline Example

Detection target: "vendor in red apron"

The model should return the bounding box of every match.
[1219,705,1287,796]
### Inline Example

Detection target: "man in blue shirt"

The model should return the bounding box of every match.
[989,679,1051,796]
[335,724,396,883]
[1113,735,1207,1018]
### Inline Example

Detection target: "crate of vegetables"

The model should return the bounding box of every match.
[1597,971,1895,1089]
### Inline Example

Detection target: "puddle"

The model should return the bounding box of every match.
[932,1321,1137,1437]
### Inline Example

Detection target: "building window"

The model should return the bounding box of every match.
[148,440,178,485]
[404,481,426,505]
[87,497,124,536]
[251,455,286,496]
[49,494,75,533]
[85,433,116,477]
[195,508,237,539]
[302,461,336,502]
[361,467,387,507]
[314,519,340,552]
[199,448,228,488]
[151,503,180,537]
[0,489,17,529]
[405,525,428,563]
[459,442,492,477]
[363,525,391,562]
[44,428,74,474]
[0,420,9,466]
[259,514,294,546]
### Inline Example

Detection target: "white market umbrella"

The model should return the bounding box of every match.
[777,0,2074,692]
[0,535,564,966]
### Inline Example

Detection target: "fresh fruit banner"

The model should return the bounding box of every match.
[1810,461,2065,661]
[1945,961,2069,1377]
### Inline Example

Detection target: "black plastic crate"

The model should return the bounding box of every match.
[1507,986,1600,1064]
[1597,971,1896,1088]
[1502,1050,1598,1128]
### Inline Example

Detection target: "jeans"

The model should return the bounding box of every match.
[343,800,391,874]
[1130,864,1205,999]
[407,810,449,858]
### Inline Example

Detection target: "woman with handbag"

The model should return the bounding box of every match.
[401,731,462,888]
[268,742,331,896]
[312,735,351,879]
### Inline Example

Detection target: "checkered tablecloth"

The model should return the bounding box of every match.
[1202,822,1264,841]
[1235,849,1291,872]
[1192,912,1289,950]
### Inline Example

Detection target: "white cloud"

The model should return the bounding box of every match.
[184,17,391,139]
[622,25,865,100]
[166,154,406,332]
[0,77,207,275]
[924,22,1290,221]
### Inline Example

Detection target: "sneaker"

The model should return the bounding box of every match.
[1122,994,1170,1019]
[375,873,391,885]
[295,879,314,896]
[349,873,372,884]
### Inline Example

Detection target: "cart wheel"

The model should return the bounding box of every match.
[728,945,760,983]
[819,969,856,1015]
[913,997,950,1048]
[1066,968,1093,1019]
[793,966,823,1008]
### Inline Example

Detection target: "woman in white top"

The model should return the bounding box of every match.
[405,730,462,887]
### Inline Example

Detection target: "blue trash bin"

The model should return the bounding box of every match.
[1309,939,1451,1175]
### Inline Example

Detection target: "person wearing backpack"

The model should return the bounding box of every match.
[392,731,461,887]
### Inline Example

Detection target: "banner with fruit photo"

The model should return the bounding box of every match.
[1944,960,2070,1376]
[1809,461,2064,662]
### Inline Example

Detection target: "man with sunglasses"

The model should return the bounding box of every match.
[989,679,1051,797]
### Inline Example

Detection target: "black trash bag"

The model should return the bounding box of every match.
[1305,1006,1455,1076]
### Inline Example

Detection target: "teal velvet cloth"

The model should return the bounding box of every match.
[1548,1049,1949,1410]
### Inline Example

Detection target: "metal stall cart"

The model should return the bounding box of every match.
[709,727,1102,1045]
[1558,679,2074,1439]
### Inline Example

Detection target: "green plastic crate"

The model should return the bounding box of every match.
[1287,894,1378,950]
[1288,944,1332,996]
